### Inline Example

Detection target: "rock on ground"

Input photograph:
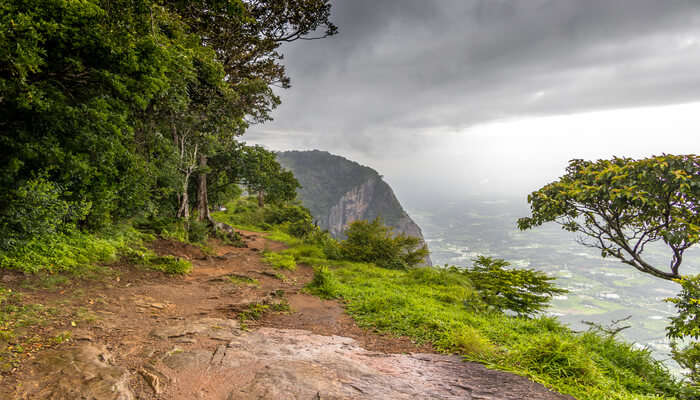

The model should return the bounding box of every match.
[156,326,572,400]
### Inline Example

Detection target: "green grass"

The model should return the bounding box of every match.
[263,252,297,271]
[227,275,260,287]
[0,225,144,274]
[306,261,683,400]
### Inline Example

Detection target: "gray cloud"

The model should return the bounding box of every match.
[247,0,700,158]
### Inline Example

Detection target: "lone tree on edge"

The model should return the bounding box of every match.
[518,154,699,282]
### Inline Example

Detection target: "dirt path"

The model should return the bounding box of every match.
[0,233,574,400]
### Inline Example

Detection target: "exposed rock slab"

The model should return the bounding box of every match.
[150,317,239,340]
[13,344,133,400]
[158,327,572,400]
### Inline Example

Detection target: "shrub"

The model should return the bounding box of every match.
[461,256,567,317]
[306,265,340,299]
[666,275,700,391]
[0,226,143,274]
[514,333,600,385]
[340,218,428,269]
[187,220,210,243]
[0,178,89,250]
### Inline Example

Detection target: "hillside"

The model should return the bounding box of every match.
[277,150,431,265]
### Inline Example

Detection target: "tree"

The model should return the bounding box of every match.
[166,0,337,220]
[239,145,299,207]
[460,256,567,317]
[0,0,189,229]
[518,155,700,281]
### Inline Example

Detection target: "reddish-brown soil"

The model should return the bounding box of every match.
[0,231,574,400]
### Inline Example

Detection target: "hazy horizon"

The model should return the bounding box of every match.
[246,0,700,200]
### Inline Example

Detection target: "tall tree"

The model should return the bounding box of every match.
[167,0,336,221]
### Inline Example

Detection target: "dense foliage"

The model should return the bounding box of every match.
[518,155,700,281]
[340,218,429,269]
[666,276,700,389]
[459,256,568,317]
[0,0,335,252]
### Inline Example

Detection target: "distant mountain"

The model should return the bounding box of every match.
[277,150,431,265]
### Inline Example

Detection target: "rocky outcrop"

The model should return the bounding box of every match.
[159,326,573,400]
[277,150,432,265]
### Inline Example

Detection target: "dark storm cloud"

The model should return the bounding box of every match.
[247,0,700,155]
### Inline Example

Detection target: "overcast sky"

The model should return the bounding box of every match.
[247,0,700,202]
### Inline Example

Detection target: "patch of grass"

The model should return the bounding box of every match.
[121,245,192,275]
[263,252,296,271]
[306,265,339,299]
[0,225,146,274]
[270,272,287,281]
[311,261,683,400]
[227,275,260,287]
[147,256,192,275]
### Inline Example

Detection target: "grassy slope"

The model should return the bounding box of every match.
[212,200,686,400]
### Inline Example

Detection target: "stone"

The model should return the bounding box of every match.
[13,344,134,400]
[150,318,239,340]
[159,327,573,400]
[140,369,163,394]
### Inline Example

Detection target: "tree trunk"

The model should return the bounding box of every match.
[257,190,264,208]
[197,153,211,222]
[177,179,190,219]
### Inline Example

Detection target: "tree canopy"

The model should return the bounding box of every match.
[0,0,335,246]
[518,155,700,281]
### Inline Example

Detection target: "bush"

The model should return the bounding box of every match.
[212,197,315,236]
[0,178,89,250]
[339,218,428,269]
[514,333,600,384]
[306,265,339,299]
[666,275,700,391]
[0,226,144,274]
[187,220,210,243]
[460,256,567,317]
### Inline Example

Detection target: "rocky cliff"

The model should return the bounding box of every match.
[277,150,431,265]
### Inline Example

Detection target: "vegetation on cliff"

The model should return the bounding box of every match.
[214,197,693,400]
[276,150,419,238]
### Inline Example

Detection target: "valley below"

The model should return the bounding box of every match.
[408,195,700,369]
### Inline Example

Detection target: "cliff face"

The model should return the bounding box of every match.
[277,150,431,265]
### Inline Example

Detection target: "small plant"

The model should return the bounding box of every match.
[148,256,193,275]
[306,265,340,299]
[238,299,290,322]
[263,252,297,271]
[444,325,496,357]
[187,220,210,243]
[227,275,260,287]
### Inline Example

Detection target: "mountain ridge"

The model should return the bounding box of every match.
[276,150,432,265]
